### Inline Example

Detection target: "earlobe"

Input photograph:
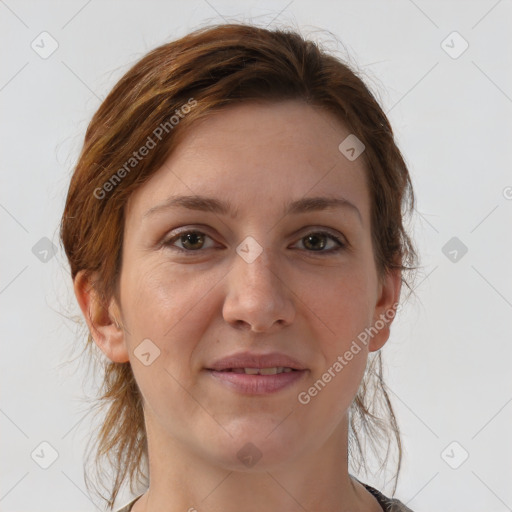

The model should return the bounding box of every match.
[368,268,402,353]
[73,270,130,363]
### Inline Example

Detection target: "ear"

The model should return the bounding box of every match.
[73,270,130,363]
[368,267,402,353]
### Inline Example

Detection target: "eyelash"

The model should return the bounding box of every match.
[162,229,346,255]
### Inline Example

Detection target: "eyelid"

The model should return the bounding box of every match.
[162,226,348,254]
[293,227,347,246]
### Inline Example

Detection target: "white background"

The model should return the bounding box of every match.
[1,1,511,511]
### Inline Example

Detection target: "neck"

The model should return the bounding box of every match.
[131,411,381,512]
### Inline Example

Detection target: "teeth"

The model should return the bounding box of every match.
[240,367,294,374]
[220,367,296,374]
[259,367,278,375]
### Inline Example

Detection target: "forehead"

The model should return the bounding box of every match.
[126,100,370,225]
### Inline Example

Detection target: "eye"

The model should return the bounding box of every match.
[163,230,216,252]
[293,231,346,253]
[162,228,346,255]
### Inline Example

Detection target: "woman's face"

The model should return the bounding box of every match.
[112,100,400,470]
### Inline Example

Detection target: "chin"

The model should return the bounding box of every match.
[204,419,302,472]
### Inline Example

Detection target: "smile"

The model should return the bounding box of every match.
[206,368,307,394]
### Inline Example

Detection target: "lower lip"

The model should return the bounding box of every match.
[206,369,307,395]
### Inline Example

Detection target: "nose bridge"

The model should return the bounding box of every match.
[237,242,277,288]
[223,239,294,331]
[234,241,280,299]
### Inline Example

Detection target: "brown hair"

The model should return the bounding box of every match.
[60,22,418,509]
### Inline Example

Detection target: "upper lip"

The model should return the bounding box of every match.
[206,351,307,371]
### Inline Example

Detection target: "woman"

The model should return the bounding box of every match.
[60,23,418,512]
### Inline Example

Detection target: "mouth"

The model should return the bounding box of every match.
[213,367,298,375]
[205,366,307,394]
[205,351,308,394]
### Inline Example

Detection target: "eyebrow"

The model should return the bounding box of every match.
[143,194,362,223]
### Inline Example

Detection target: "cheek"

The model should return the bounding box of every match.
[297,266,373,410]
[121,263,214,426]
[121,261,222,380]
[299,265,375,348]
[122,260,211,334]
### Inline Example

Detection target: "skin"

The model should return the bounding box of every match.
[74,100,401,512]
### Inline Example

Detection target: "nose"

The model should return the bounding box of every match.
[222,245,295,333]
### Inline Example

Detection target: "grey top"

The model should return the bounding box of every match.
[362,483,414,512]
[114,484,413,512]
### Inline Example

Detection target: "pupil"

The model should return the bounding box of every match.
[305,234,325,251]
[183,232,203,249]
